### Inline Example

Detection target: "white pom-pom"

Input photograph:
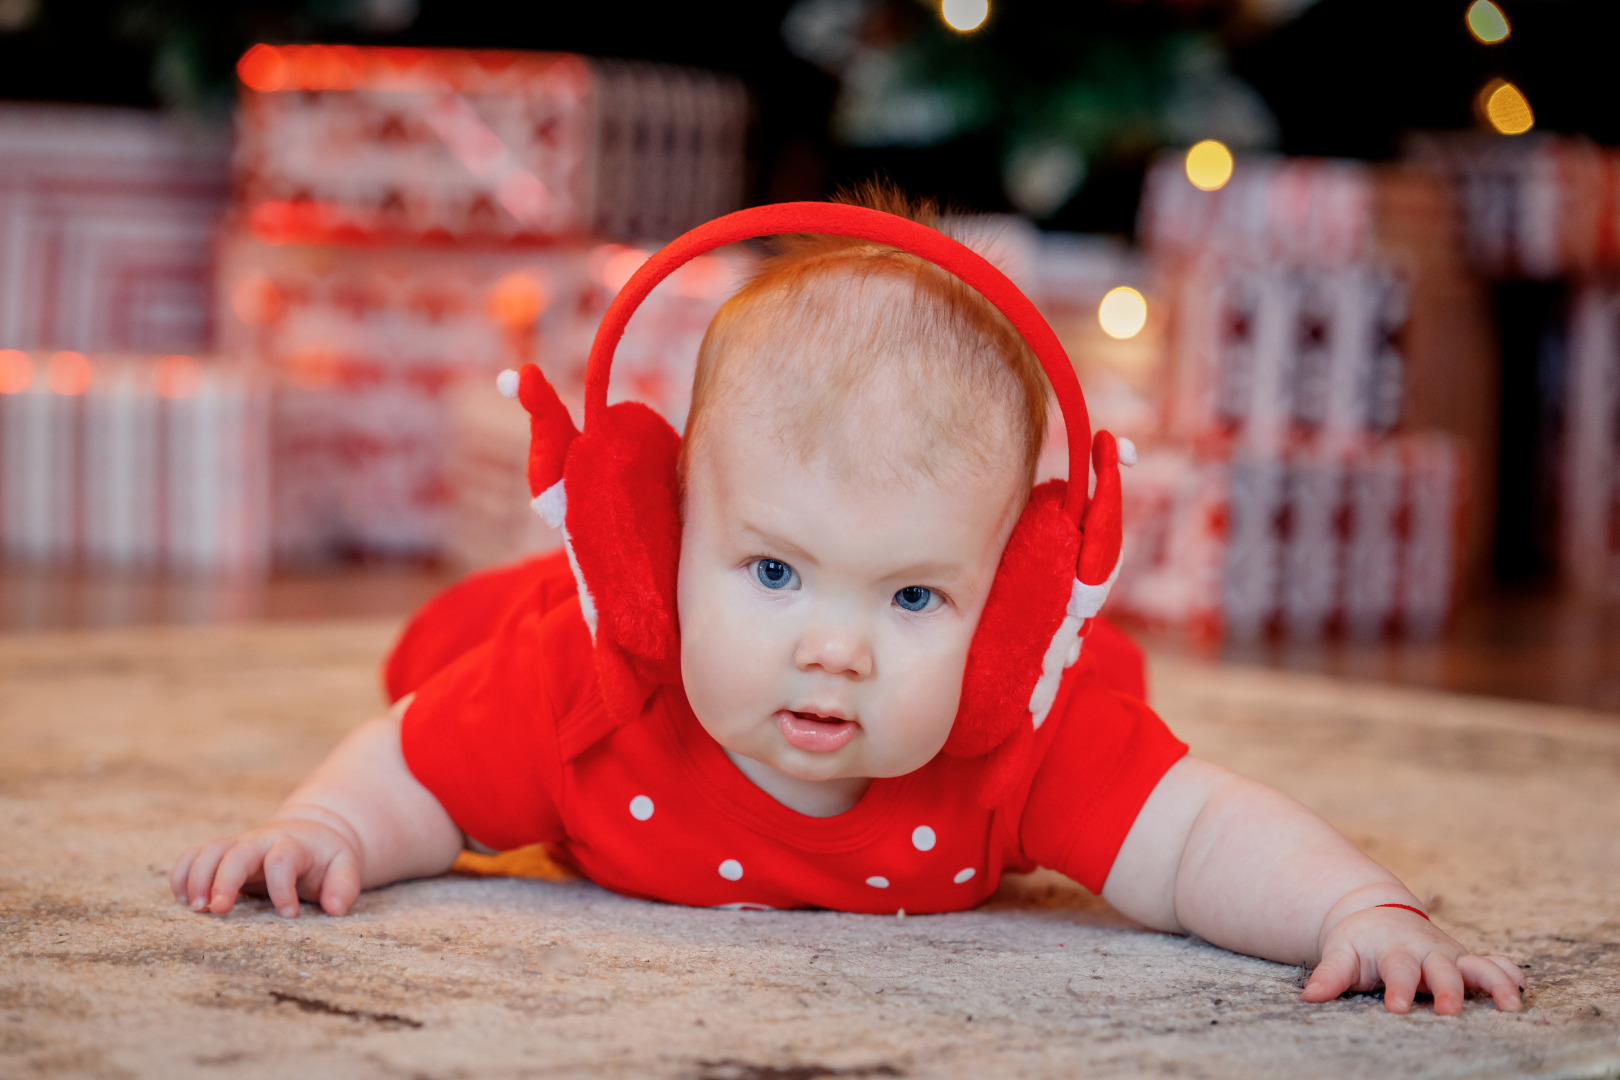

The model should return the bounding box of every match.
[496,369,521,399]
[1116,436,1138,467]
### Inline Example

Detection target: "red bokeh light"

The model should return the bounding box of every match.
[155,354,202,400]
[46,351,91,396]
[0,349,32,394]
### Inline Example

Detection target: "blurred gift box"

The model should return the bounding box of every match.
[1406,133,1620,280]
[1563,283,1620,600]
[1116,435,1462,641]
[1120,154,1492,639]
[217,230,753,563]
[0,351,268,574]
[234,45,748,245]
[0,104,230,354]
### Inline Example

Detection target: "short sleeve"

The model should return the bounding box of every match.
[1019,681,1188,894]
[400,594,593,852]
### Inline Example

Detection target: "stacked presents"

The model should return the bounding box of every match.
[0,105,265,572]
[0,45,750,574]
[1109,157,1482,640]
[1411,133,1620,600]
[223,45,750,565]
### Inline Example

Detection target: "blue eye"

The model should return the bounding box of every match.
[895,586,934,612]
[754,559,799,590]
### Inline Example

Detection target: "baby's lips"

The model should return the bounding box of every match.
[776,709,859,753]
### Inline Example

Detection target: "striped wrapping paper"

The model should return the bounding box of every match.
[0,351,269,574]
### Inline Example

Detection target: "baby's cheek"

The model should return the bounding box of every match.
[877,640,967,771]
[684,600,775,727]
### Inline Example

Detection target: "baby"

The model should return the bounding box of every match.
[173,190,1523,1017]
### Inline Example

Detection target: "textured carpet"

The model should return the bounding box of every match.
[1,620,1617,1079]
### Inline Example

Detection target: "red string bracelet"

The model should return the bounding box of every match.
[1375,903,1430,921]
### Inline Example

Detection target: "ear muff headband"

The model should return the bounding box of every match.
[582,202,1093,528]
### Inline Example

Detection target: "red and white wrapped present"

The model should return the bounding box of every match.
[1111,436,1465,640]
[0,104,230,352]
[1405,133,1620,279]
[1140,155,1376,268]
[1161,254,1406,454]
[1562,282,1620,599]
[0,351,268,573]
[217,230,751,560]
[234,45,748,245]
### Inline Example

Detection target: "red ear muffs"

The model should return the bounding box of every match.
[500,202,1129,796]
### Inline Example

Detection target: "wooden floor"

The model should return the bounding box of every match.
[3,561,1618,716]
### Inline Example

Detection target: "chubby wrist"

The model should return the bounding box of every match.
[1315,881,1425,957]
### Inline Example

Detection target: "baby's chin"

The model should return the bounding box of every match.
[767,738,931,783]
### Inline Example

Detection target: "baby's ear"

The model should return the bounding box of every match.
[503,365,578,497]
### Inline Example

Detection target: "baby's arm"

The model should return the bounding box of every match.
[1101,757,1525,1014]
[169,699,463,918]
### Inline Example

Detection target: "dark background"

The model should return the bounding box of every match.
[2,0,1616,237]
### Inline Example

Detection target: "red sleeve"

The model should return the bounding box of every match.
[1018,681,1188,894]
[399,593,594,852]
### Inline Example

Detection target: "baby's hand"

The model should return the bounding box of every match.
[170,813,363,919]
[1301,906,1525,1015]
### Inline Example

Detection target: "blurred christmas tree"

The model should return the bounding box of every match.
[784,0,1281,228]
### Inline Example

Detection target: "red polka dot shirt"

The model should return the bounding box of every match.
[392,553,1187,913]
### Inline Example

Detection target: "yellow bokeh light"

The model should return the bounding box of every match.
[941,0,989,33]
[1484,79,1534,135]
[1184,139,1234,192]
[1099,286,1148,340]
[1466,0,1510,44]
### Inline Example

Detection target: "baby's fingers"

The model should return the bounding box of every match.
[318,848,362,917]
[1486,954,1527,990]
[263,838,316,918]
[185,838,238,913]
[208,837,274,914]
[170,847,201,904]
[1460,954,1524,1012]
[1301,945,1361,1003]
[1379,949,1424,1014]
[1423,953,1465,1016]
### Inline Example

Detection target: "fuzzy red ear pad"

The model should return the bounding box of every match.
[563,401,684,713]
[944,479,1080,760]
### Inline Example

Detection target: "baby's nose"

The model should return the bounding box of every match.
[794,629,873,679]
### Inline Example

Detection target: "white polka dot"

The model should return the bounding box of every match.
[911,825,937,851]
[953,867,976,884]
[718,859,744,881]
[628,795,654,820]
[865,876,890,889]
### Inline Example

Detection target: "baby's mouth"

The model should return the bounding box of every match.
[776,710,858,753]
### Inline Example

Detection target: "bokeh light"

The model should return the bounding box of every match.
[1466,1,1511,44]
[1099,286,1148,340]
[487,271,549,329]
[1484,79,1535,135]
[0,349,32,394]
[230,274,283,327]
[597,246,652,292]
[941,0,989,33]
[1184,139,1234,192]
[47,351,91,396]
[155,354,202,400]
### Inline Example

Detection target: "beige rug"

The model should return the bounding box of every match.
[2,620,1617,1079]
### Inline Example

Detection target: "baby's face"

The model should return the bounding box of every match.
[677,420,1023,786]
